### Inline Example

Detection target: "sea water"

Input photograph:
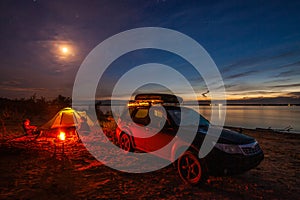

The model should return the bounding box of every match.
[193,105,300,133]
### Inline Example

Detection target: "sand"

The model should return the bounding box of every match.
[0,128,299,200]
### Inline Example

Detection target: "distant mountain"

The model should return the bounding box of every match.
[196,96,300,106]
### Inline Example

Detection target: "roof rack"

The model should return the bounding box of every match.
[134,93,183,104]
[127,93,183,107]
[127,100,180,107]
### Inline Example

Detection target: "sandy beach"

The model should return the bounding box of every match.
[0,127,299,200]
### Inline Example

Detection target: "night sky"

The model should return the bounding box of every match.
[1,0,300,103]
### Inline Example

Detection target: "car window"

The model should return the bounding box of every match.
[135,108,148,118]
[167,107,210,127]
[133,108,150,126]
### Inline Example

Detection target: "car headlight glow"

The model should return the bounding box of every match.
[214,143,243,154]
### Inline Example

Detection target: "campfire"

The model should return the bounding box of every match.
[58,131,66,141]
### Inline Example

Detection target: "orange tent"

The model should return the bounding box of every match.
[39,107,94,139]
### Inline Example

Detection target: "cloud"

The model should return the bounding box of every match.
[271,83,300,88]
[274,69,300,78]
[287,92,300,97]
[224,70,258,79]
[234,91,280,95]
[222,49,300,74]
[226,96,300,104]
[224,82,267,92]
[280,60,300,68]
[1,80,22,86]
[0,86,45,93]
[263,78,292,84]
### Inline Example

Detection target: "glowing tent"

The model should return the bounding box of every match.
[39,107,94,140]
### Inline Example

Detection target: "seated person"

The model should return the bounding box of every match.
[22,119,39,135]
[78,116,90,132]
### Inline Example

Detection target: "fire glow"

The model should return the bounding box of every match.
[58,131,66,141]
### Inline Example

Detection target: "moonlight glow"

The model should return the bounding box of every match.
[61,46,69,54]
[57,44,75,59]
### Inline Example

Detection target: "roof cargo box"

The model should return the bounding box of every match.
[134,93,183,103]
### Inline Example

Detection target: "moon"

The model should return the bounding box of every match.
[56,44,75,60]
[61,46,69,54]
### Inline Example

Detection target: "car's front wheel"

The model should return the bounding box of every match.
[119,133,133,152]
[177,151,207,185]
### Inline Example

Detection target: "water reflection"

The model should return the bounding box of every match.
[196,106,300,133]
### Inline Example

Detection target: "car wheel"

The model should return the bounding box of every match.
[177,151,206,185]
[119,133,133,152]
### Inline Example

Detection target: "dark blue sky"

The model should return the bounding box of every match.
[1,0,300,102]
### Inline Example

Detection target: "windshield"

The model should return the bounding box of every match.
[167,107,210,127]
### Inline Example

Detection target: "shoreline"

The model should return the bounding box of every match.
[225,126,300,135]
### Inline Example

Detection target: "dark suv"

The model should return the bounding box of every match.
[116,93,264,185]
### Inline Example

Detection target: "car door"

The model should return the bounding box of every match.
[142,107,176,158]
[130,107,151,149]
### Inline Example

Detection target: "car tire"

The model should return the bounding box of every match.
[119,133,133,152]
[177,150,207,185]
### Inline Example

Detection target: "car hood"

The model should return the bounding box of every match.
[186,126,255,146]
[215,128,255,144]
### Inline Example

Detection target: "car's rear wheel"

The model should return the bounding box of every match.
[177,151,206,185]
[119,133,133,152]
